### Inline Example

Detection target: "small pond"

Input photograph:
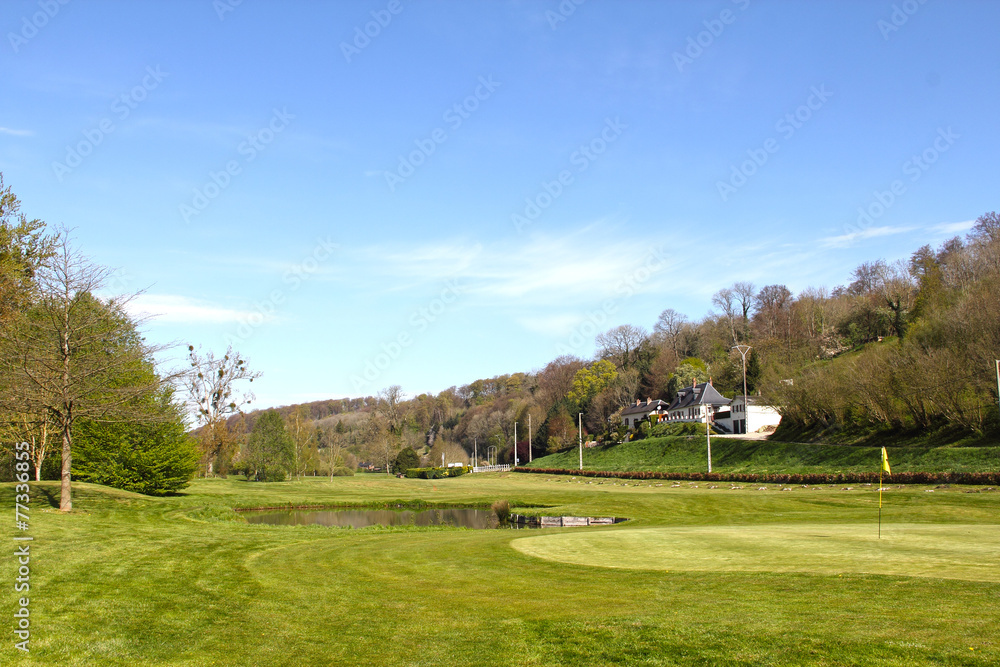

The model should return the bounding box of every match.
[243,507,513,529]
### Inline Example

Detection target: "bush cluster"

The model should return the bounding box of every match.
[403,466,470,479]
[515,467,1000,486]
[647,421,710,438]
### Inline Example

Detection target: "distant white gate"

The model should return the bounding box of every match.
[472,464,512,473]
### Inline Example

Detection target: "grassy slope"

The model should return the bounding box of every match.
[769,420,1000,448]
[0,474,997,666]
[523,435,1000,474]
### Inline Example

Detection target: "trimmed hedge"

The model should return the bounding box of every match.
[404,466,471,479]
[514,467,1000,486]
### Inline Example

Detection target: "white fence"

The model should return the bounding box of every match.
[472,464,512,473]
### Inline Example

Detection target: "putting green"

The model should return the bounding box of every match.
[512,523,1000,582]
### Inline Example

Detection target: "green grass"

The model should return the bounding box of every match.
[514,523,1000,581]
[2,474,999,665]
[524,435,1000,474]
[771,419,1000,448]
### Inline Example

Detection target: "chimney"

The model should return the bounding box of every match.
[692,377,696,388]
[635,399,640,406]
[709,377,713,386]
[646,397,651,405]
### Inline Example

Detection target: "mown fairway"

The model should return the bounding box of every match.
[2,474,999,666]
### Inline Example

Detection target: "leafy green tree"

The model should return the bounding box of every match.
[667,360,710,398]
[393,446,419,473]
[244,410,293,481]
[540,406,576,454]
[72,388,198,495]
[745,348,762,394]
[0,173,57,323]
[567,359,617,410]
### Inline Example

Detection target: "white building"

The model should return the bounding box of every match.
[620,398,669,429]
[714,396,783,434]
[664,381,732,424]
[621,381,782,434]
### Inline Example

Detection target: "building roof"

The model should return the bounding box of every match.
[621,398,669,416]
[666,382,732,412]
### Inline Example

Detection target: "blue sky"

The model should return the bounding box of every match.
[2,0,997,408]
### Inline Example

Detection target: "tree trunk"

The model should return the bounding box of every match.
[60,312,73,511]
[60,419,72,511]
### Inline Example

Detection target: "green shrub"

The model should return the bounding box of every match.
[649,421,709,438]
[72,399,199,496]
[330,467,355,477]
[393,447,420,473]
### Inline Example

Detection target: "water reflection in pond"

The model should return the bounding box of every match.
[243,507,516,529]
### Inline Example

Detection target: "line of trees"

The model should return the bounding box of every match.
[9,160,989,501]
[256,212,998,467]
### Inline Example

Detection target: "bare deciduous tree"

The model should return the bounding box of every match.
[711,287,738,343]
[0,409,52,481]
[185,344,261,476]
[595,324,649,371]
[285,407,315,480]
[732,281,756,340]
[653,308,687,358]
[377,385,406,435]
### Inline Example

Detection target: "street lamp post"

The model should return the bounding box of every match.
[732,344,752,434]
[528,413,532,463]
[514,422,518,467]
[705,404,712,473]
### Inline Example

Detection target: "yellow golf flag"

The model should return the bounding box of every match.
[881,447,891,475]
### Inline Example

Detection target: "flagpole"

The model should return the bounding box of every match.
[878,447,890,540]
[878,464,882,540]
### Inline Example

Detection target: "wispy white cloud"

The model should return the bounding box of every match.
[930,220,974,235]
[820,225,915,249]
[350,226,676,305]
[0,127,32,136]
[128,294,264,324]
